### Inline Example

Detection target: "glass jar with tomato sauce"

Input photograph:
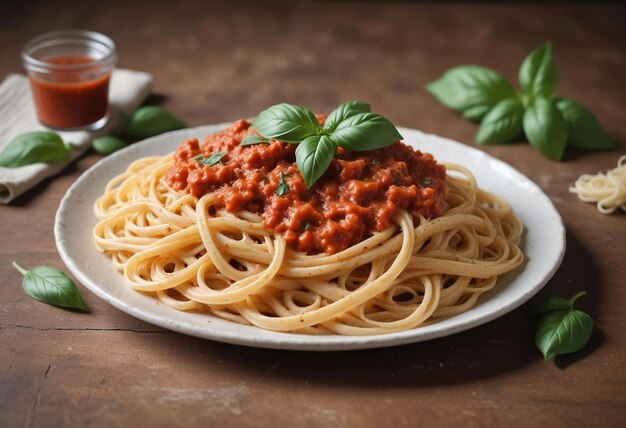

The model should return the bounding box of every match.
[21,30,117,130]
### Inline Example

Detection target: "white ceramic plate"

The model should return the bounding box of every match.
[55,125,565,351]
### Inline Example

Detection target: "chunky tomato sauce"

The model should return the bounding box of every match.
[167,120,446,254]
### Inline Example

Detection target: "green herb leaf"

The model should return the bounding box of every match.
[323,101,371,133]
[476,98,525,145]
[330,112,402,151]
[426,65,517,121]
[124,106,185,139]
[195,152,226,167]
[12,262,87,311]
[276,172,290,196]
[519,41,558,99]
[295,135,336,188]
[534,291,593,360]
[92,136,129,155]
[530,296,570,315]
[554,97,616,151]
[523,97,568,161]
[304,222,312,231]
[253,103,321,143]
[0,132,69,168]
[240,134,270,146]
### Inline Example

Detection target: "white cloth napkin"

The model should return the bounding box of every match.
[0,70,153,204]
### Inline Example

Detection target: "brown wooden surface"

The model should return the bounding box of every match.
[1,1,625,427]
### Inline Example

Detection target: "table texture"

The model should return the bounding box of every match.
[1,1,625,427]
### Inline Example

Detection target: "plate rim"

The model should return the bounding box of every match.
[54,124,566,351]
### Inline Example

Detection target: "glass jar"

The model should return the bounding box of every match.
[21,30,117,130]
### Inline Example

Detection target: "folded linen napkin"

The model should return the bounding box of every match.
[0,70,153,204]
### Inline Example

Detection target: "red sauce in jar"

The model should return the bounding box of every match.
[167,120,447,255]
[29,56,110,128]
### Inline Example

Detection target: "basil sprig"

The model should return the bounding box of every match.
[427,41,615,160]
[532,291,593,360]
[0,132,71,168]
[253,102,402,187]
[12,262,87,311]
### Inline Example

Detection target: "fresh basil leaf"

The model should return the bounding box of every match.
[240,134,269,146]
[276,172,290,196]
[330,112,402,151]
[195,152,226,167]
[124,106,185,139]
[530,296,570,315]
[519,41,558,99]
[253,103,321,143]
[92,136,128,155]
[0,131,69,168]
[295,135,336,188]
[476,98,525,145]
[323,101,371,133]
[535,309,593,360]
[426,65,517,121]
[523,97,568,161]
[554,97,616,150]
[12,262,87,311]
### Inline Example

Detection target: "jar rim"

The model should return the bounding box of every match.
[22,30,117,74]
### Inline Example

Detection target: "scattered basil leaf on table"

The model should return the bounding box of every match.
[329,112,403,151]
[251,101,402,188]
[554,97,616,150]
[12,262,87,311]
[124,106,185,139]
[240,135,269,146]
[523,97,568,161]
[518,41,559,98]
[276,172,290,196]
[476,98,525,145]
[195,152,226,167]
[530,296,571,315]
[426,65,517,122]
[0,131,70,168]
[534,291,593,360]
[92,136,129,155]
[426,41,614,160]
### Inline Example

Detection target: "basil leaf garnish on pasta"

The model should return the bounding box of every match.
[323,101,371,133]
[195,152,226,167]
[253,103,321,143]
[533,291,593,360]
[276,172,290,196]
[251,102,402,188]
[12,262,87,311]
[0,131,70,168]
[92,136,128,155]
[240,135,269,146]
[427,41,614,159]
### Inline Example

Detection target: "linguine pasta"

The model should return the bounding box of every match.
[93,154,523,335]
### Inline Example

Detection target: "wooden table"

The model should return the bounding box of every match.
[1,1,625,426]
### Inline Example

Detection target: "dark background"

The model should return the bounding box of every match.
[1,1,625,427]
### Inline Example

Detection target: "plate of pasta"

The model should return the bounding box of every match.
[55,118,565,350]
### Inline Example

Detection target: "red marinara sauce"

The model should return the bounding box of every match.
[167,120,447,255]
[29,56,111,128]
